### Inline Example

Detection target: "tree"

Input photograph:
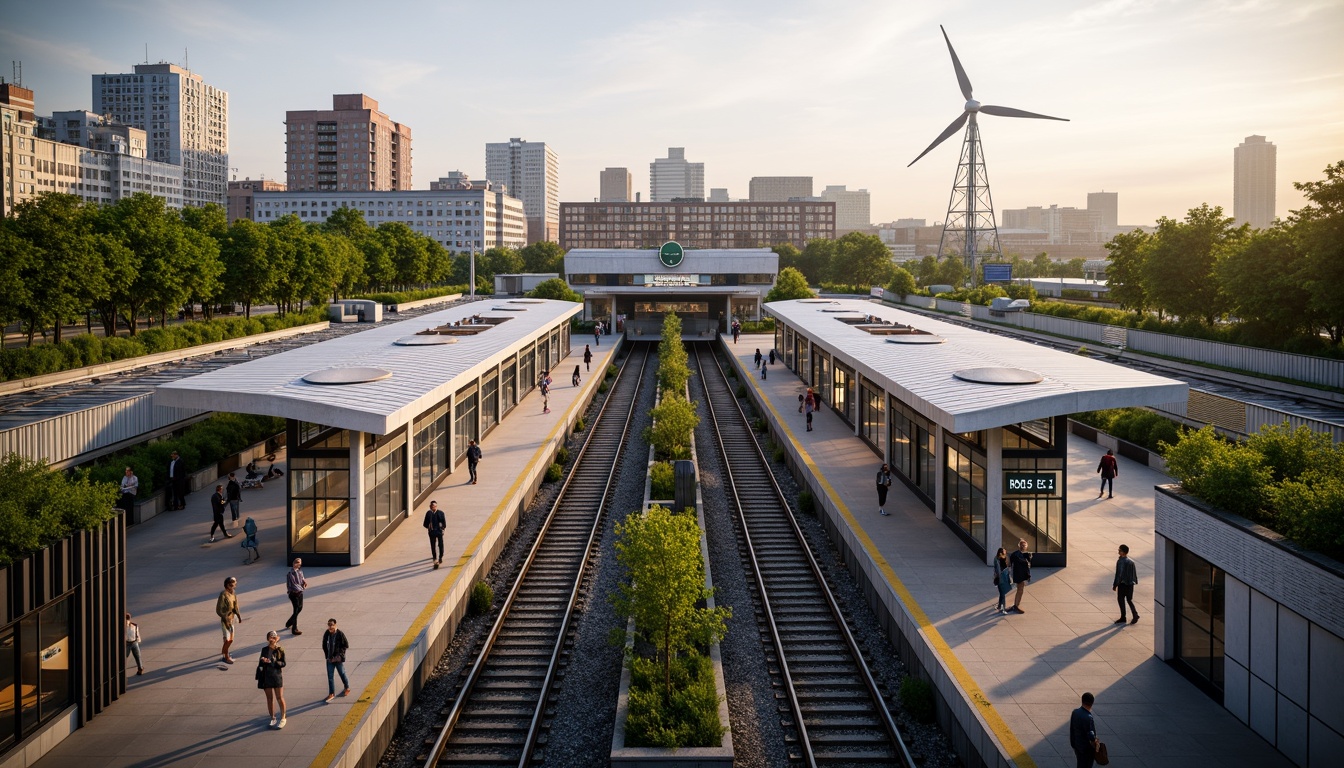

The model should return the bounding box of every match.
[220,219,277,319]
[480,247,524,282]
[886,267,917,300]
[1103,229,1152,314]
[797,239,834,285]
[1059,258,1087,279]
[1214,226,1312,341]
[912,255,938,285]
[9,194,107,344]
[830,232,894,288]
[0,225,35,346]
[519,241,565,274]
[527,278,580,302]
[1143,204,1246,325]
[179,202,229,242]
[0,454,118,566]
[377,222,430,289]
[765,267,814,302]
[770,243,801,274]
[1291,160,1344,344]
[932,255,968,288]
[100,194,201,333]
[612,504,729,702]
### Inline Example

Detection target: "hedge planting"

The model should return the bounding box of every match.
[0,454,119,566]
[1072,408,1181,453]
[355,283,473,305]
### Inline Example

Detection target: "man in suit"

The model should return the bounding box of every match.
[167,451,188,510]
[1070,692,1099,768]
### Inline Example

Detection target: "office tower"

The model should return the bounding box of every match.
[819,185,871,234]
[559,200,835,250]
[749,176,813,202]
[708,188,731,202]
[1086,191,1118,230]
[649,147,704,202]
[600,167,631,202]
[284,94,411,193]
[93,63,228,208]
[485,138,560,243]
[227,178,286,223]
[1234,135,1276,230]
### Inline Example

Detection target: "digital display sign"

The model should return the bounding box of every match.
[1004,472,1057,495]
[983,263,1013,283]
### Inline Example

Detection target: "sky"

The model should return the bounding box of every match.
[4,0,1343,227]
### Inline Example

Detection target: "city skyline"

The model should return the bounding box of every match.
[4,0,1342,227]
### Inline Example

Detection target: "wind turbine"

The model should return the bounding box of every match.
[909,26,1068,284]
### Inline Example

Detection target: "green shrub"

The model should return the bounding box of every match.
[545,462,563,482]
[649,461,675,499]
[645,396,699,461]
[899,676,936,723]
[725,366,736,380]
[771,445,785,464]
[740,319,775,333]
[0,454,119,566]
[736,384,747,398]
[598,381,609,394]
[355,284,472,305]
[624,653,724,748]
[84,413,285,495]
[573,417,585,432]
[556,446,570,465]
[1162,426,1271,520]
[798,490,815,516]
[468,580,493,616]
[607,364,619,379]
[753,417,767,433]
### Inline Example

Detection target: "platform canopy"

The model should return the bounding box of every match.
[766,298,1187,433]
[156,299,581,435]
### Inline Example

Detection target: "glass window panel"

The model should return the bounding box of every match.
[18,616,37,734]
[0,629,13,750]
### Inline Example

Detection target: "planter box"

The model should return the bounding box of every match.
[1068,419,1169,474]
[611,387,733,767]
[1154,487,1344,767]
[131,435,278,526]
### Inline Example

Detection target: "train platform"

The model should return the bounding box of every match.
[729,333,1290,768]
[32,341,619,768]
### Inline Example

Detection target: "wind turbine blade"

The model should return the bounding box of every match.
[979,105,1069,121]
[908,112,970,167]
[940,25,974,101]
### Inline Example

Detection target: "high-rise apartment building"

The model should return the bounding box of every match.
[1234,135,1276,230]
[818,185,871,234]
[228,177,286,223]
[1086,191,1118,230]
[284,94,411,193]
[649,147,704,202]
[600,167,631,202]
[559,200,834,250]
[485,138,559,243]
[749,176,812,202]
[93,63,228,208]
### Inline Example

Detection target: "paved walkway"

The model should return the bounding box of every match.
[34,343,617,768]
[735,333,1288,768]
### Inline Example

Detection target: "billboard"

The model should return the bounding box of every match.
[983,263,1012,283]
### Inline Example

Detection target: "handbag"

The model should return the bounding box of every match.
[1094,741,1109,766]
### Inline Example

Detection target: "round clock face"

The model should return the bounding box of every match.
[659,241,684,268]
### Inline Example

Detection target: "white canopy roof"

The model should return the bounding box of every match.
[156,300,581,435]
[766,298,1187,433]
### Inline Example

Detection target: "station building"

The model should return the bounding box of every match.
[565,243,778,337]
[156,299,580,566]
[765,298,1188,566]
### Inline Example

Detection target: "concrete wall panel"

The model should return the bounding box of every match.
[1250,589,1278,686]
[1278,606,1309,708]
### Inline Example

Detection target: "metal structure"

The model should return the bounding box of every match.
[909,26,1068,283]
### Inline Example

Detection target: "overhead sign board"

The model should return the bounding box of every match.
[1004,472,1058,495]
[983,263,1013,283]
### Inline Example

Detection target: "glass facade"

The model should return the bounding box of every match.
[481,370,500,434]
[1001,417,1068,565]
[0,597,72,749]
[454,385,479,462]
[859,378,884,450]
[289,422,352,557]
[944,431,988,550]
[413,401,449,500]
[798,339,811,386]
[1176,547,1225,697]
[520,342,536,396]
[363,431,406,548]
[502,357,518,414]
[888,396,936,504]
[832,363,855,426]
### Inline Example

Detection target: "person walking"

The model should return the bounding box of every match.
[540,370,551,414]
[1113,544,1140,624]
[284,558,307,635]
[466,440,482,485]
[216,576,242,664]
[125,612,144,676]
[167,450,188,510]
[118,467,139,514]
[423,500,446,568]
[593,322,601,346]
[768,349,775,365]
[572,364,581,387]
[876,463,893,515]
[322,618,351,703]
[257,630,287,729]
[1009,539,1033,613]
[1070,692,1100,768]
[1097,449,1118,499]
[226,472,242,526]
[241,517,260,564]
[731,319,741,344]
[754,348,762,369]
[993,547,1012,614]
[805,388,816,432]
[761,361,768,380]
[208,485,232,543]
[583,344,593,372]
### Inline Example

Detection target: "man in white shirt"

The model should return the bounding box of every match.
[119,467,139,513]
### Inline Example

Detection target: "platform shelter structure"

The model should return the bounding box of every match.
[765,298,1187,566]
[565,243,777,338]
[156,299,581,567]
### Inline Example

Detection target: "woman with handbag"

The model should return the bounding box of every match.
[992,548,1012,614]
[257,630,287,728]
[322,618,351,703]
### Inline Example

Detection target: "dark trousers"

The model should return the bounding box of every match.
[877,485,889,507]
[1117,583,1138,619]
[1100,476,1114,496]
[468,461,478,483]
[209,514,227,537]
[118,493,136,513]
[1074,749,1094,768]
[429,533,444,562]
[229,499,240,521]
[286,591,304,630]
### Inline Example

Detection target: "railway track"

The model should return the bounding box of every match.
[692,343,916,768]
[422,343,652,768]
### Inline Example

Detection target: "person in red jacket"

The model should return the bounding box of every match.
[1097,449,1118,499]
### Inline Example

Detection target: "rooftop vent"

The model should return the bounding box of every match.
[302,367,393,385]
[952,367,1043,385]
